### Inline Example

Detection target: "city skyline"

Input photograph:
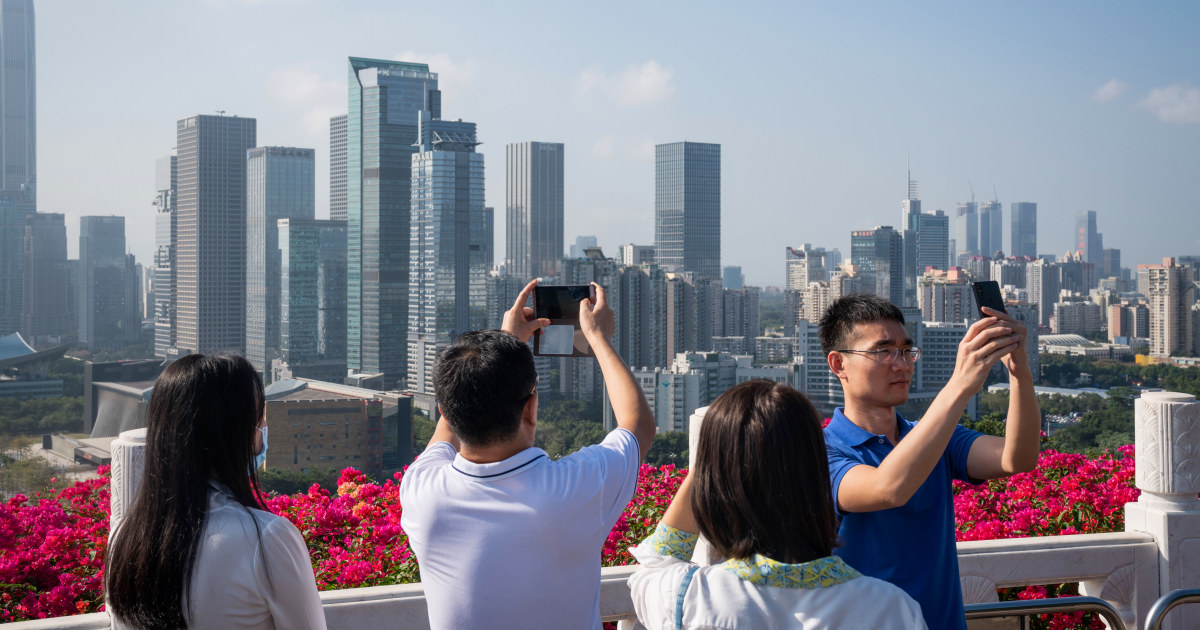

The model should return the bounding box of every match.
[30,1,1200,287]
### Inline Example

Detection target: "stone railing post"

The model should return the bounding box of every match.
[108,428,147,538]
[1117,391,1200,630]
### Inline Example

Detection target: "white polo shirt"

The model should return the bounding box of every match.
[399,428,641,630]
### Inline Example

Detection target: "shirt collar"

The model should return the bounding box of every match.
[452,446,548,481]
[826,407,914,447]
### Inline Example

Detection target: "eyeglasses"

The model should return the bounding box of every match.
[837,346,922,364]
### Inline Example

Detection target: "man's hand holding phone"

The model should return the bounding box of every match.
[501,279,551,344]
[579,283,615,350]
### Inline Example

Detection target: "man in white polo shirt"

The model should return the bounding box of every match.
[399,279,655,630]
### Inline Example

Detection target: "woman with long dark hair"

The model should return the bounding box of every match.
[628,380,926,629]
[105,354,326,629]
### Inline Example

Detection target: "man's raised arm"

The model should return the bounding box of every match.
[580,283,656,460]
[834,317,1021,513]
[965,307,1041,479]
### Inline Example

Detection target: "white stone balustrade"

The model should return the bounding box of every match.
[9,391,1200,629]
[106,428,146,538]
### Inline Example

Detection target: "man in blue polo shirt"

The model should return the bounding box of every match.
[820,294,1040,630]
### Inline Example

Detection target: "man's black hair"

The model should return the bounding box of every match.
[818,293,906,356]
[433,329,538,446]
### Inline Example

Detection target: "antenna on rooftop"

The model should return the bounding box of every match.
[906,150,918,201]
[993,186,999,203]
[216,110,226,116]
[969,179,975,204]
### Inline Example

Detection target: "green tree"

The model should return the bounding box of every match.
[644,431,688,467]
[258,467,344,495]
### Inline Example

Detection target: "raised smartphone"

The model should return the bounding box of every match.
[970,280,1008,318]
[533,285,596,357]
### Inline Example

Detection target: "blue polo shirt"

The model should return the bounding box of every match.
[824,408,983,630]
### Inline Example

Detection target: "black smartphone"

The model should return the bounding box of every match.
[970,280,1008,318]
[533,285,596,357]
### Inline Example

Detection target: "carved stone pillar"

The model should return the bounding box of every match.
[109,428,147,538]
[1124,391,1200,630]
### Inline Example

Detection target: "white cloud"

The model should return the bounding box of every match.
[265,66,342,136]
[1138,84,1200,125]
[575,61,675,107]
[1092,78,1127,103]
[395,51,476,103]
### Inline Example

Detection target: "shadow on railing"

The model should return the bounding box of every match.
[965,596,1127,630]
[1145,588,1200,630]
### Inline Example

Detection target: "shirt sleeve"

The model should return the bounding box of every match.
[257,517,327,630]
[826,443,865,517]
[628,524,700,630]
[398,441,456,501]
[570,427,641,525]
[947,424,985,484]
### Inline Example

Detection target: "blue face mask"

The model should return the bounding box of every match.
[252,425,268,472]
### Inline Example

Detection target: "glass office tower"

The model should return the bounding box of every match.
[408,115,488,394]
[655,142,721,280]
[0,0,36,334]
[505,141,564,280]
[346,57,440,388]
[245,146,315,378]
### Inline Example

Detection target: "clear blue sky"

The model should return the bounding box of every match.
[37,0,1200,287]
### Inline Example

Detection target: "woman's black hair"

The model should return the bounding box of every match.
[691,379,839,564]
[105,354,267,628]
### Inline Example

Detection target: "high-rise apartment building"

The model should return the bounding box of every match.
[1027,259,1060,328]
[274,218,347,383]
[1075,210,1102,267]
[174,114,257,356]
[1010,202,1037,259]
[21,212,69,344]
[917,268,973,323]
[1146,258,1197,357]
[346,57,439,388]
[618,244,655,267]
[979,200,1003,256]
[245,146,316,378]
[615,263,668,369]
[505,142,564,280]
[78,216,127,350]
[665,272,723,358]
[1101,248,1122,280]
[0,0,36,335]
[407,116,488,395]
[785,244,828,290]
[655,142,721,279]
[152,152,176,358]
[851,226,904,305]
[329,114,348,221]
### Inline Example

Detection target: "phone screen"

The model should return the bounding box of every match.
[971,280,1008,317]
[533,285,594,357]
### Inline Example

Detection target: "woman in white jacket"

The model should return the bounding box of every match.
[105,354,326,630]
[628,380,926,630]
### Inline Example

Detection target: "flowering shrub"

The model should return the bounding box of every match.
[0,449,1137,626]
[0,467,110,621]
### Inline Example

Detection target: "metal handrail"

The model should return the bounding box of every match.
[1144,588,1200,630]
[964,596,1126,630]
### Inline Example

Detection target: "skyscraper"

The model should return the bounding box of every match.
[78,216,127,350]
[329,114,348,222]
[407,115,488,394]
[174,114,257,356]
[851,226,904,305]
[152,152,177,359]
[21,212,69,344]
[955,201,978,261]
[276,217,347,381]
[346,57,440,388]
[1010,202,1037,259]
[979,200,1003,256]
[910,210,950,276]
[245,146,315,377]
[1075,210,1102,266]
[506,142,564,280]
[655,142,721,279]
[0,0,36,335]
